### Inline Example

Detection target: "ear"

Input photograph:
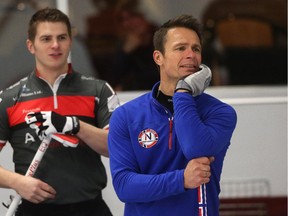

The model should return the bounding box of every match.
[153,50,163,66]
[26,39,35,54]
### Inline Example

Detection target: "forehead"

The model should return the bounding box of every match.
[35,21,68,36]
[166,27,200,46]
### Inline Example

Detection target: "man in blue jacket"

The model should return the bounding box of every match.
[108,14,237,216]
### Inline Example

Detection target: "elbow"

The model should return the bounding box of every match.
[102,148,109,158]
[112,173,139,203]
[115,190,129,203]
[112,183,132,203]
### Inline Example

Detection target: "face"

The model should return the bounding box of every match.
[153,27,202,83]
[26,22,72,73]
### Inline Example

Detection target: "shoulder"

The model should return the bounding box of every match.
[0,76,30,116]
[120,92,151,108]
[197,93,237,119]
[110,92,153,129]
[0,76,29,99]
[70,71,105,84]
[196,93,236,113]
[113,92,152,116]
[69,72,115,93]
[197,93,232,107]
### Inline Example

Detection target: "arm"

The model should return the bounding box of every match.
[0,147,19,189]
[0,147,56,203]
[25,81,120,157]
[25,112,110,157]
[108,108,212,203]
[77,121,109,157]
[0,165,56,203]
[173,92,237,159]
[174,64,237,159]
[108,109,183,203]
[25,79,120,158]
[108,123,184,202]
[81,81,119,157]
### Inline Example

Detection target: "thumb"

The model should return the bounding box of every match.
[209,156,215,163]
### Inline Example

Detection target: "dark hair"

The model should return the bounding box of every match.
[28,8,72,41]
[153,14,203,54]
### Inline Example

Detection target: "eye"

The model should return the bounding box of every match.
[192,46,201,53]
[175,46,186,51]
[41,36,51,42]
[58,35,68,41]
[59,36,64,41]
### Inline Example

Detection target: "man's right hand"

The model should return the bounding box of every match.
[25,111,80,138]
[183,157,214,189]
[14,175,56,203]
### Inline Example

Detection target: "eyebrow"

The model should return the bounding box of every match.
[39,33,68,38]
[173,42,201,48]
[193,44,202,49]
[174,42,187,46]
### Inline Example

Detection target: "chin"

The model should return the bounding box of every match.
[185,71,195,75]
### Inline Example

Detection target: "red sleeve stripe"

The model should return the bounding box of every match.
[7,95,96,127]
[0,141,6,148]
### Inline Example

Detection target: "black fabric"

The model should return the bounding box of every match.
[156,90,174,114]
[15,194,113,216]
[51,111,66,133]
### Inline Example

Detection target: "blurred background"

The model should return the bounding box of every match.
[0,0,287,215]
[0,0,286,90]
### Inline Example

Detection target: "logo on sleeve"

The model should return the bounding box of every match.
[138,129,158,148]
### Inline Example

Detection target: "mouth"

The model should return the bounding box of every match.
[180,64,199,73]
[49,53,62,57]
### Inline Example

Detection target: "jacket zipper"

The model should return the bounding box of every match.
[153,99,174,150]
[168,117,173,150]
[40,74,66,109]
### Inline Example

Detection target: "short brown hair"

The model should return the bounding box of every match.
[28,8,72,41]
[153,14,203,54]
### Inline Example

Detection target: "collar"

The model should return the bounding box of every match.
[152,82,174,114]
[35,63,72,78]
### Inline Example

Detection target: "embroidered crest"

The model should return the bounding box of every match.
[138,129,159,148]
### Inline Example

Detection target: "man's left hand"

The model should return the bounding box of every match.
[175,64,212,96]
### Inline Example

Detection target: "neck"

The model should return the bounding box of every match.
[36,64,69,85]
[158,82,176,96]
[156,89,174,113]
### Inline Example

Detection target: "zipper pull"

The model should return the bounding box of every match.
[168,118,173,150]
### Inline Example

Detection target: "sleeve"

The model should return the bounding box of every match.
[95,81,120,129]
[108,107,186,203]
[173,92,237,159]
[0,91,11,146]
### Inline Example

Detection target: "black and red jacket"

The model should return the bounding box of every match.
[0,66,120,204]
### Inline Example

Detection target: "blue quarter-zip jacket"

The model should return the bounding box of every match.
[108,83,237,216]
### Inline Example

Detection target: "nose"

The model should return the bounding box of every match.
[51,39,60,49]
[185,49,196,59]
